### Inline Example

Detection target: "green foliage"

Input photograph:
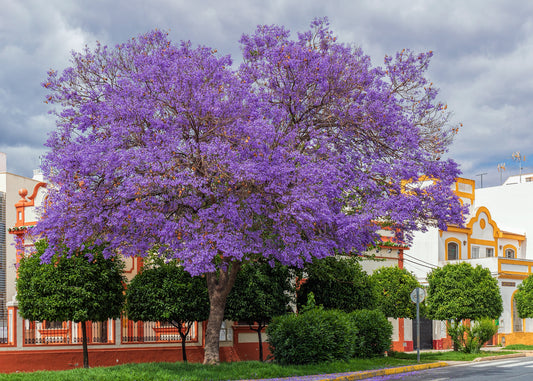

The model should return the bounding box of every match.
[16,239,126,368]
[514,274,533,318]
[225,259,293,361]
[297,256,374,313]
[225,259,293,325]
[426,262,502,321]
[126,257,209,324]
[17,239,126,323]
[0,357,422,381]
[446,318,498,353]
[370,266,420,319]
[349,309,392,358]
[266,309,356,365]
[125,257,209,362]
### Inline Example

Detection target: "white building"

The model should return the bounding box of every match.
[407,177,533,346]
[0,153,43,326]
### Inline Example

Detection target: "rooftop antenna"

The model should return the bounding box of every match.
[497,163,506,185]
[476,172,488,189]
[512,152,526,183]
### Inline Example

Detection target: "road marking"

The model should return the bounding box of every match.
[499,361,533,368]
[473,359,522,367]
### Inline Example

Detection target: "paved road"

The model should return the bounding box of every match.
[367,356,533,381]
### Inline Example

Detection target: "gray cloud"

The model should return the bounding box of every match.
[1,0,532,187]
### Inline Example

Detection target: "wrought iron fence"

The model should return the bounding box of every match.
[23,320,112,345]
[0,316,7,344]
[121,317,197,343]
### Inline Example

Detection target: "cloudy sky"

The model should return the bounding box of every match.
[1,0,532,188]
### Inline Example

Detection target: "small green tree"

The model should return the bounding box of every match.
[426,262,502,351]
[297,256,374,313]
[447,318,498,353]
[17,240,125,368]
[125,257,209,362]
[514,274,533,318]
[225,260,293,361]
[370,266,420,319]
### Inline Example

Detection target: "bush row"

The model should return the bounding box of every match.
[266,308,392,365]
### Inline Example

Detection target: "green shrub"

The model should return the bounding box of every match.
[266,308,356,365]
[350,309,392,357]
[447,318,498,353]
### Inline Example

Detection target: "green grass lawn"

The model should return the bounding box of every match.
[504,344,533,350]
[0,350,518,381]
[392,349,518,362]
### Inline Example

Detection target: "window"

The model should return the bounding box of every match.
[486,248,494,257]
[471,246,479,259]
[505,249,515,258]
[447,242,459,260]
[219,321,233,342]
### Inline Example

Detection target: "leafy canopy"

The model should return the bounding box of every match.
[225,259,293,326]
[36,18,464,275]
[297,256,374,313]
[225,259,293,361]
[125,257,210,325]
[125,256,209,362]
[17,239,126,323]
[370,266,420,319]
[425,262,502,321]
[514,274,533,319]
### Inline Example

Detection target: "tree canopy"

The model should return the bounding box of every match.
[225,259,293,361]
[16,240,125,368]
[35,18,464,364]
[370,266,420,319]
[514,274,533,319]
[425,262,502,322]
[125,257,209,362]
[297,256,374,313]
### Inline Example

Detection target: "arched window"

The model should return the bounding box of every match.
[447,242,459,260]
[505,248,515,258]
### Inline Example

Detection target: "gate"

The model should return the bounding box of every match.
[412,317,433,350]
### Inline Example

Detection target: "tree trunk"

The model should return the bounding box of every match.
[81,321,89,368]
[177,322,192,363]
[203,261,241,365]
[251,322,266,362]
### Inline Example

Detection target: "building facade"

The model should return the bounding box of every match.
[406,177,533,347]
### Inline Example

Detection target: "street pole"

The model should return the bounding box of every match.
[416,287,420,363]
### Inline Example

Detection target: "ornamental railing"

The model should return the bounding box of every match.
[23,319,114,345]
[121,317,198,343]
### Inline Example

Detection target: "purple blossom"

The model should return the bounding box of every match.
[35,21,464,274]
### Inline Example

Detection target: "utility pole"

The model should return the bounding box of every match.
[476,173,488,189]
[512,152,526,183]
[497,163,506,185]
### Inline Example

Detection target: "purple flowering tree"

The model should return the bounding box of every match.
[36,19,464,364]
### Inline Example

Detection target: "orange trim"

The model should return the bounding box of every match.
[503,244,518,259]
[499,273,529,280]
[445,226,470,234]
[445,237,462,260]
[14,182,47,227]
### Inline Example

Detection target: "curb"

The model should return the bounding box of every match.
[320,362,449,381]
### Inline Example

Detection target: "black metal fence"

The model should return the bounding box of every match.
[0,317,7,344]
